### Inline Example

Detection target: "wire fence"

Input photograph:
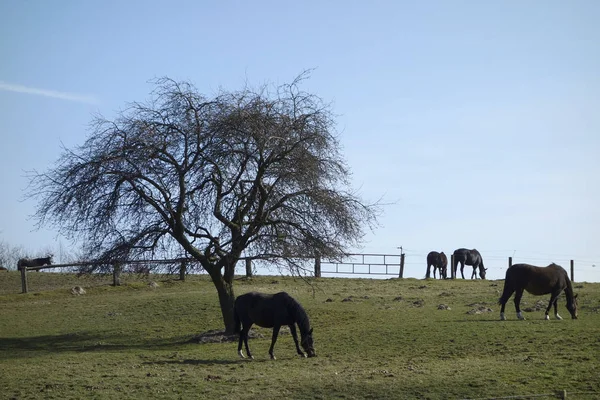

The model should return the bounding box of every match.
[390,248,600,283]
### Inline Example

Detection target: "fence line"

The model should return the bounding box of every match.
[14,253,588,294]
[17,258,197,293]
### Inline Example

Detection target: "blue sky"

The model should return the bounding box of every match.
[1,1,599,280]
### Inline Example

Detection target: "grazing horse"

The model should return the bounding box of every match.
[234,291,316,360]
[17,255,53,270]
[453,248,486,279]
[426,251,447,279]
[499,263,578,321]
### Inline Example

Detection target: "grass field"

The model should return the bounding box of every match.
[1,271,599,399]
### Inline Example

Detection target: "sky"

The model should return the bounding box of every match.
[1,1,599,281]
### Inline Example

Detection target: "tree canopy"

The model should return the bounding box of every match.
[29,73,380,332]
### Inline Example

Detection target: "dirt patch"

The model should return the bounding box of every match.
[466,306,493,315]
[522,300,547,312]
[191,330,263,344]
[341,295,370,302]
[411,299,425,307]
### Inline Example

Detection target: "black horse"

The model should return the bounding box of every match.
[234,291,316,360]
[498,263,578,321]
[452,248,486,279]
[426,251,447,279]
[17,255,53,270]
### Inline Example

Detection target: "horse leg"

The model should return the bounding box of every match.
[237,330,245,359]
[240,323,254,360]
[471,266,477,279]
[460,262,465,279]
[546,292,562,320]
[268,325,281,360]
[289,324,305,357]
[499,289,514,321]
[433,266,437,279]
[514,288,525,320]
[426,264,431,279]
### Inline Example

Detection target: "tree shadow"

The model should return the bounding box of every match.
[144,358,246,366]
[0,331,193,359]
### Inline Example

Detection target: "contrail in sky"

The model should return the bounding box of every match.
[0,81,98,104]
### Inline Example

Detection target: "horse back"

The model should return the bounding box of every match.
[427,251,447,267]
[234,291,297,328]
[507,263,568,295]
[453,248,480,264]
[427,251,440,265]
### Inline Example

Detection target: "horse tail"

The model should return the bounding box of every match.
[498,268,514,305]
[233,305,241,334]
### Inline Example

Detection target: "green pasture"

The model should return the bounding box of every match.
[1,272,598,399]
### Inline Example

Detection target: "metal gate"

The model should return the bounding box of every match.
[320,253,404,277]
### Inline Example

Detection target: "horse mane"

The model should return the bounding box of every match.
[562,271,576,305]
[283,293,311,335]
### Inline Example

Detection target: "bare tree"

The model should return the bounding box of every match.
[0,238,27,270]
[27,73,380,332]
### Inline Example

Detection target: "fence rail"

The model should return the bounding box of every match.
[15,253,582,294]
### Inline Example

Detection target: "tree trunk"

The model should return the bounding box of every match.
[210,272,236,334]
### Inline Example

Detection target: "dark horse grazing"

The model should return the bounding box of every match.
[426,251,447,279]
[234,291,316,360]
[17,255,53,269]
[453,248,486,279]
[499,263,578,321]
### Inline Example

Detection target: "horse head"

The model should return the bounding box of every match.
[301,328,316,357]
[479,267,488,280]
[567,294,578,319]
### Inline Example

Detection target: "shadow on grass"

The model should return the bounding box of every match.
[0,332,194,359]
[144,358,245,366]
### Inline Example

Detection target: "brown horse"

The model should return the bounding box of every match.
[426,251,447,279]
[234,291,316,360]
[498,263,578,321]
[453,248,486,279]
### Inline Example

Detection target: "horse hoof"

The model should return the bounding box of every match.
[500,314,506,321]
[544,315,550,320]
[555,314,563,320]
[238,351,245,359]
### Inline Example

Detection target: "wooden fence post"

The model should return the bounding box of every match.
[19,265,28,294]
[399,253,405,278]
[509,257,512,268]
[314,256,321,278]
[245,258,253,278]
[113,263,121,286]
[570,260,574,282]
[179,260,187,281]
[450,254,455,279]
